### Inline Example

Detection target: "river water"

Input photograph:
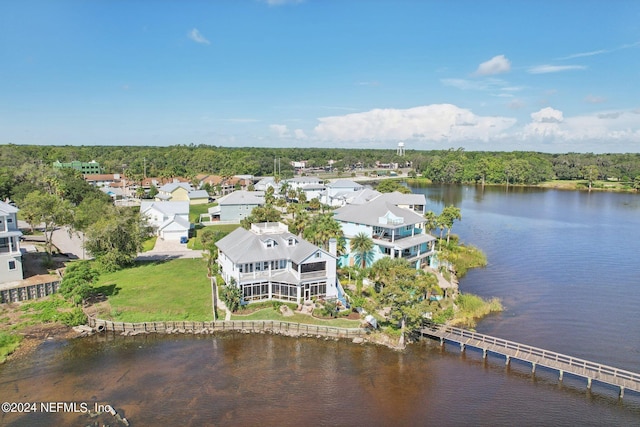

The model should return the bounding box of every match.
[1,185,639,426]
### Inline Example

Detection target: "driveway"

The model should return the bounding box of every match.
[135,238,204,262]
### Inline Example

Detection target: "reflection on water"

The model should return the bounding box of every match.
[2,185,640,426]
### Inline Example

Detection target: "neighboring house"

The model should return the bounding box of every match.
[286,176,322,191]
[343,188,382,206]
[207,191,265,222]
[0,201,23,284]
[155,182,208,205]
[140,201,191,241]
[254,177,280,193]
[216,222,338,304]
[334,193,436,269]
[156,182,193,202]
[299,183,326,201]
[84,173,122,188]
[99,186,125,201]
[322,180,364,206]
[199,175,252,196]
[374,191,426,214]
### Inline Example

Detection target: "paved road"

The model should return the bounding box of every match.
[51,227,89,260]
[48,226,203,261]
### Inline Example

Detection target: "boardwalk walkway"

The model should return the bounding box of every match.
[421,323,640,398]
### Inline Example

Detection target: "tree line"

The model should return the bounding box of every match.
[3,144,640,186]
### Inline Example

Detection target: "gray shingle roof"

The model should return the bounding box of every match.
[218,190,265,206]
[334,197,426,227]
[376,191,426,206]
[140,201,190,216]
[216,225,331,264]
[0,200,18,215]
[159,182,193,193]
[328,179,363,189]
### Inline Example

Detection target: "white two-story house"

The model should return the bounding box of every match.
[216,222,338,304]
[334,193,435,269]
[0,201,23,284]
[140,201,191,241]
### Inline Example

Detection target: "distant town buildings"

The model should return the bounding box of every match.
[53,160,102,175]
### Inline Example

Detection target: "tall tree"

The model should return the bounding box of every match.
[20,190,74,262]
[423,211,438,235]
[373,258,432,348]
[84,207,150,271]
[303,213,343,251]
[240,205,282,229]
[439,205,462,244]
[350,232,375,269]
[583,165,599,192]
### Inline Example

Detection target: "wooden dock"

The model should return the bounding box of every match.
[421,323,640,398]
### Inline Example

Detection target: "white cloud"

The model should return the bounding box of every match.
[475,55,511,76]
[269,124,289,137]
[269,124,307,139]
[313,104,517,142]
[531,107,564,123]
[188,28,210,45]
[522,107,640,143]
[557,41,640,60]
[528,64,586,74]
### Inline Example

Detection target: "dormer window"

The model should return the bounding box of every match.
[265,239,277,248]
[287,237,297,246]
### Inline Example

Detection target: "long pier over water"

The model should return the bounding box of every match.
[421,323,640,398]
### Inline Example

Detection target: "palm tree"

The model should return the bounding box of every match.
[440,206,462,244]
[424,211,438,235]
[350,232,375,269]
[303,213,342,250]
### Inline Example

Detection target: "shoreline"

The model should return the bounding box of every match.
[404,178,639,193]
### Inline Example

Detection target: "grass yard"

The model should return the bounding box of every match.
[231,307,362,328]
[95,258,213,322]
[141,236,157,252]
[189,223,240,250]
[190,202,217,223]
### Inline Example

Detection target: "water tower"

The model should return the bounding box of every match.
[396,141,405,156]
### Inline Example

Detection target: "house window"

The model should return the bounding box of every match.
[8,260,16,270]
[315,252,321,258]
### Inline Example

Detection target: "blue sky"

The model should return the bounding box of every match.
[2,0,640,152]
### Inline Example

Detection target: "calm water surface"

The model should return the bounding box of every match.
[1,185,639,426]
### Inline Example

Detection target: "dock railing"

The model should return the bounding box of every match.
[421,323,640,396]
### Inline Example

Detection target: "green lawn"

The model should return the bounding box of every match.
[141,236,157,252]
[190,202,217,223]
[189,223,241,250]
[231,307,362,328]
[96,258,213,322]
